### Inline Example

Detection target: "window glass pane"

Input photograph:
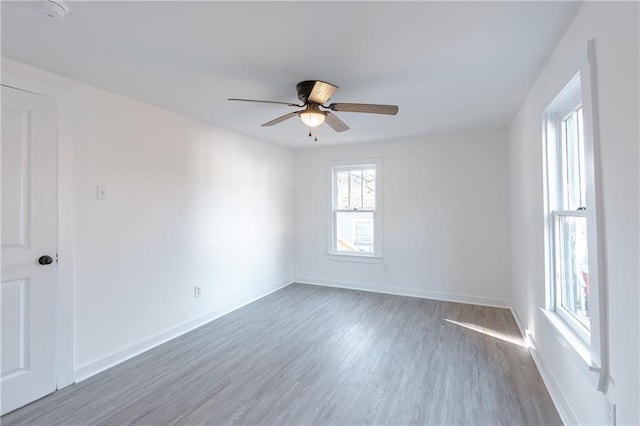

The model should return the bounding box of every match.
[349,169,363,210]
[362,168,376,210]
[335,171,349,210]
[563,109,586,209]
[336,211,374,254]
[557,215,590,330]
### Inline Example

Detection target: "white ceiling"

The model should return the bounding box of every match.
[1,1,581,149]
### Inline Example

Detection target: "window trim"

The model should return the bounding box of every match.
[541,39,608,392]
[326,158,383,262]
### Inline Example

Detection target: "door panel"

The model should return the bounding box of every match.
[1,84,58,415]
[1,107,30,248]
[1,278,31,377]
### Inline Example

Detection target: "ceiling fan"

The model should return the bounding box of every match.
[228,80,398,135]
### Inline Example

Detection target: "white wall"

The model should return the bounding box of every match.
[509,2,639,424]
[294,129,512,308]
[2,58,294,380]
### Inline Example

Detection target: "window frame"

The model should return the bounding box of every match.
[544,75,595,344]
[547,102,592,344]
[327,159,383,262]
[542,50,606,389]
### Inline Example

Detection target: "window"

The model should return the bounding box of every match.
[543,70,600,349]
[553,105,590,340]
[328,159,382,260]
[543,41,607,391]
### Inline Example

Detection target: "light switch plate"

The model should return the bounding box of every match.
[97,185,108,201]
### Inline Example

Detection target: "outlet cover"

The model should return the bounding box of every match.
[605,395,616,426]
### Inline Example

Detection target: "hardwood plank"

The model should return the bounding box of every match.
[2,284,561,425]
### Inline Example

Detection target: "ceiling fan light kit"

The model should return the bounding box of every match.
[228,80,398,139]
[299,105,326,127]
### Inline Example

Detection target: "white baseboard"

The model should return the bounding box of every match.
[295,277,511,309]
[510,308,579,425]
[74,279,293,382]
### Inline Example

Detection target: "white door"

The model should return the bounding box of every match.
[1,84,58,415]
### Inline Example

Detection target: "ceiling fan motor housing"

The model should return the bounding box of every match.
[296,81,319,104]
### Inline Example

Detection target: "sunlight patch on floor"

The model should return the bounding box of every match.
[444,318,530,348]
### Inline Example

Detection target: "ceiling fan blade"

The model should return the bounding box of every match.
[308,81,339,104]
[324,112,350,132]
[228,98,302,107]
[262,111,300,127]
[328,103,399,115]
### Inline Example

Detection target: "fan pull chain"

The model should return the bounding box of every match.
[306,125,319,142]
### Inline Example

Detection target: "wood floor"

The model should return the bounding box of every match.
[3,284,560,425]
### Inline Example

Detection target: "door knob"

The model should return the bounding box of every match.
[38,255,54,265]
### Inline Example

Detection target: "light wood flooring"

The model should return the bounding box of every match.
[3,283,560,425]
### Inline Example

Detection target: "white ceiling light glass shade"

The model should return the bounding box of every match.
[299,106,326,127]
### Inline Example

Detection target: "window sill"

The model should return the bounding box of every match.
[327,253,384,264]
[540,308,595,369]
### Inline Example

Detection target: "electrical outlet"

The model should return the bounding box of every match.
[194,285,202,299]
[605,395,616,426]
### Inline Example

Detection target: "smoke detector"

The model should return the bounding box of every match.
[40,0,70,19]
